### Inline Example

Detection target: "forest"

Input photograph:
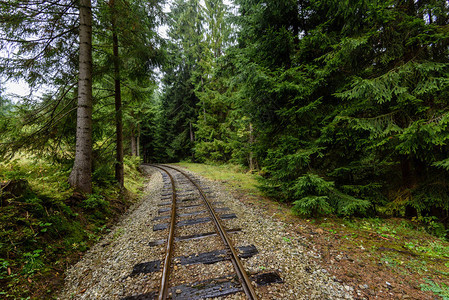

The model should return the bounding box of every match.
[1,0,449,298]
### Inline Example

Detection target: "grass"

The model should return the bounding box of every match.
[0,155,146,300]
[315,217,449,274]
[176,162,261,195]
[175,162,449,299]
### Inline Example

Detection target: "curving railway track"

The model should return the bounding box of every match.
[123,164,282,300]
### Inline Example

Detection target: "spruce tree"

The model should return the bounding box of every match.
[0,0,94,193]
[230,0,449,221]
[69,0,93,193]
[0,0,80,160]
[156,0,204,161]
[89,0,163,185]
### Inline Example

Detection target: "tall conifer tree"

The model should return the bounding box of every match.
[69,0,93,193]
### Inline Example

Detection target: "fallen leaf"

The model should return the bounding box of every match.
[7,267,11,276]
[27,278,32,283]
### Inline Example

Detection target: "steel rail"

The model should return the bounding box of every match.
[150,165,177,300]
[160,164,258,300]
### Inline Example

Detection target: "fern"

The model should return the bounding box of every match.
[420,279,449,300]
[433,158,449,171]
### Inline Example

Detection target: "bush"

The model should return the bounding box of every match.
[82,194,108,209]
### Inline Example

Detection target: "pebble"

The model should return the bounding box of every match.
[359,284,369,289]
[58,165,355,299]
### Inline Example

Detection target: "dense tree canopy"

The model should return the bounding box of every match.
[2,2,449,298]
[145,0,449,230]
[1,0,449,229]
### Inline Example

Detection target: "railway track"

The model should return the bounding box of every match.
[123,164,282,300]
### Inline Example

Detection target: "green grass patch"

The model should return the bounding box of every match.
[317,217,449,288]
[174,163,449,298]
[0,155,145,299]
[124,156,146,195]
[176,162,262,195]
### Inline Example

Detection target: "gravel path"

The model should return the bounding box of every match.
[59,165,354,299]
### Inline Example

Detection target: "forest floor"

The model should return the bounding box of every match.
[177,163,449,300]
[0,156,146,300]
[59,165,353,299]
[4,159,448,299]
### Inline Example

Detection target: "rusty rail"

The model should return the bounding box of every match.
[159,164,258,300]
[150,165,177,300]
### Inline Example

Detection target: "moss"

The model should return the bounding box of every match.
[0,156,146,299]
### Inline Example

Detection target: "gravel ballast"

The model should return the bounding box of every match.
[59,165,354,299]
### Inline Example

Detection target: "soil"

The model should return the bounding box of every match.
[59,166,352,299]
[59,165,448,300]
[230,190,439,300]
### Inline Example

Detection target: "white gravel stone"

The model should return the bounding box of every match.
[58,165,353,299]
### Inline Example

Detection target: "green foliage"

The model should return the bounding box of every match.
[420,279,449,299]
[413,216,448,239]
[145,0,449,230]
[404,239,449,259]
[433,158,449,171]
[82,194,108,209]
[0,156,145,299]
[218,0,449,223]
[0,0,78,88]
[293,195,333,217]
[22,250,44,276]
[290,173,371,217]
[0,0,163,167]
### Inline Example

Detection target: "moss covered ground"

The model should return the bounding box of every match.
[0,156,145,300]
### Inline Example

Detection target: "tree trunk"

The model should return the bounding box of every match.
[136,123,140,157]
[401,156,417,217]
[111,0,124,189]
[131,130,137,156]
[190,121,195,160]
[69,0,93,194]
[189,121,194,142]
[201,77,206,123]
[249,123,254,171]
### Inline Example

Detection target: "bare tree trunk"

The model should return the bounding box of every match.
[136,123,140,157]
[201,77,206,123]
[249,123,254,171]
[189,121,194,142]
[401,156,417,217]
[69,0,93,194]
[111,0,124,189]
[190,121,195,160]
[131,130,137,156]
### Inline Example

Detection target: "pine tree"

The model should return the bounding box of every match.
[0,0,94,193]
[156,0,204,161]
[0,0,80,160]
[69,0,94,193]
[230,0,449,221]
[92,0,163,185]
[192,0,236,163]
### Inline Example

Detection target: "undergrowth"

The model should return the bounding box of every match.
[0,155,145,300]
[181,162,449,299]
[421,279,449,300]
